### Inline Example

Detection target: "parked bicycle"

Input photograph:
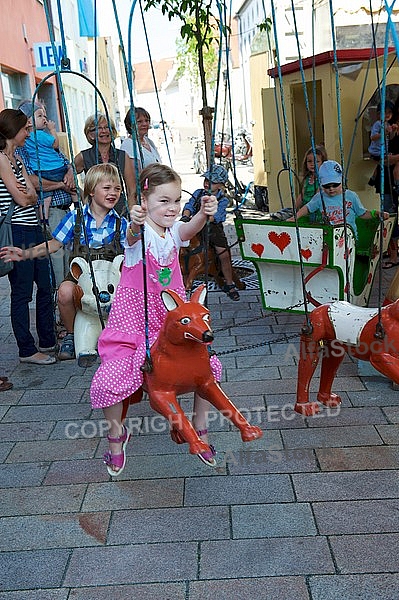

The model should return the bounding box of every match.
[218,155,255,209]
[214,129,253,166]
[190,136,206,174]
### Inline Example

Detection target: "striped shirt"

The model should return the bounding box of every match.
[52,203,128,250]
[0,155,38,226]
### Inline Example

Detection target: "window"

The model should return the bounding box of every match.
[0,71,30,108]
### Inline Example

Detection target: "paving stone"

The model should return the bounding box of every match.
[0,421,54,442]
[18,389,84,405]
[293,470,399,501]
[0,442,13,462]
[0,590,68,600]
[0,512,110,550]
[64,542,198,586]
[6,438,98,463]
[281,425,383,449]
[2,403,92,423]
[232,502,317,538]
[223,378,296,395]
[0,390,22,406]
[189,576,310,599]
[0,462,48,488]
[0,549,70,591]
[226,365,280,380]
[313,499,399,534]
[200,537,334,578]
[67,583,186,599]
[329,533,399,573]
[309,574,399,600]
[377,424,399,444]
[316,445,399,471]
[306,406,388,427]
[82,478,184,511]
[109,505,230,544]
[51,417,109,441]
[227,447,318,475]
[44,458,109,485]
[13,364,83,390]
[185,473,294,506]
[348,388,399,406]
[0,484,86,516]
[238,354,290,367]
[382,406,399,423]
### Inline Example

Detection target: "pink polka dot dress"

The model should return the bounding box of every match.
[90,221,222,409]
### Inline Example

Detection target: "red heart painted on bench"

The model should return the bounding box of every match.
[268,231,291,254]
[251,243,264,258]
[301,248,312,261]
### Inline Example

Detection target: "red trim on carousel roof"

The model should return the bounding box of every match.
[268,48,395,78]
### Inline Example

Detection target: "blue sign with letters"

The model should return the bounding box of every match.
[34,43,63,73]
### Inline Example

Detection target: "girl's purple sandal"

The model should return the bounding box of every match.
[196,429,217,467]
[103,425,130,477]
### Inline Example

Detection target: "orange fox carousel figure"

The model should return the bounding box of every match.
[123,284,263,456]
[295,299,399,416]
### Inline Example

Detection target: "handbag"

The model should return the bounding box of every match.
[0,201,16,277]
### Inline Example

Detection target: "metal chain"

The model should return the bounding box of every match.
[211,300,304,356]
[215,331,300,357]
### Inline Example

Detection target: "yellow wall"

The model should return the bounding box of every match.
[249,52,270,188]
[253,51,399,212]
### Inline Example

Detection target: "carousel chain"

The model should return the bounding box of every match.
[215,331,300,357]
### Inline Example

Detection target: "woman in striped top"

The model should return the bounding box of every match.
[0,109,56,365]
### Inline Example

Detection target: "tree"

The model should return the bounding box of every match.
[175,16,218,92]
[143,0,223,164]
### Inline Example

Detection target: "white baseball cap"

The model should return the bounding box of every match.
[319,160,343,186]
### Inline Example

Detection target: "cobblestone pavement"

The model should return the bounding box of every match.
[1,133,399,598]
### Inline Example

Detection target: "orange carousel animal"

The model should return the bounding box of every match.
[295,299,399,416]
[179,231,245,292]
[123,284,263,457]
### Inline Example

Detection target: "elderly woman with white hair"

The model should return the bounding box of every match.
[74,113,136,216]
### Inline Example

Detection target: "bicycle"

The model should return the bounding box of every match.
[217,156,255,209]
[190,136,206,174]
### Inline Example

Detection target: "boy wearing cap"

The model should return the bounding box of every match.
[181,164,240,300]
[291,160,389,238]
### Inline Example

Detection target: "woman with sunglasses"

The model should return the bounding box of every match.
[74,113,136,216]
[291,160,389,238]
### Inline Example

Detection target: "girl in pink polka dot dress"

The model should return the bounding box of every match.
[90,163,221,475]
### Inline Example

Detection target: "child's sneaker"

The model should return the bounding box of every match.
[58,333,75,360]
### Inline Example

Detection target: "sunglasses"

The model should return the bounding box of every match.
[322,182,341,189]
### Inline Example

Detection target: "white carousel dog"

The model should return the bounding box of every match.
[69,255,124,367]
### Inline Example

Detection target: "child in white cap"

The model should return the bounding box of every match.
[291,160,389,238]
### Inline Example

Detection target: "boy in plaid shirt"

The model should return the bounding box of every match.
[0,163,128,365]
